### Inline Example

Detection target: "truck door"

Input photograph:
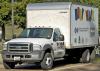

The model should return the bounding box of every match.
[53,28,65,58]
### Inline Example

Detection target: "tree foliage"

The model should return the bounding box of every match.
[0,0,11,39]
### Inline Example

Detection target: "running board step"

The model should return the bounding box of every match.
[54,58,64,61]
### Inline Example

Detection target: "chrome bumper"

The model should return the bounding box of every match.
[2,50,44,63]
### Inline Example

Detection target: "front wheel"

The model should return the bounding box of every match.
[40,53,53,70]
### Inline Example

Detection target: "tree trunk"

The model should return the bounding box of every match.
[2,24,5,40]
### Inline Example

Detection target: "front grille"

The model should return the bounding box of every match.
[8,43,30,53]
[9,44,28,46]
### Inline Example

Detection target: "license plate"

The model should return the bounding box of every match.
[14,56,20,61]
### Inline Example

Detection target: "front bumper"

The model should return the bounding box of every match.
[2,50,45,63]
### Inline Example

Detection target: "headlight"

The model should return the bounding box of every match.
[33,45,41,50]
[3,44,7,50]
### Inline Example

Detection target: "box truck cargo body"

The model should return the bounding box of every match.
[2,2,99,70]
[27,2,98,48]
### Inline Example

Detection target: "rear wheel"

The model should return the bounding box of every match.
[3,61,15,69]
[41,53,53,70]
[90,49,96,62]
[80,49,90,63]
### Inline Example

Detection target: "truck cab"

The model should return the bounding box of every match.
[2,27,65,69]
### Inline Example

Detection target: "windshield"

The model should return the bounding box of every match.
[19,28,53,39]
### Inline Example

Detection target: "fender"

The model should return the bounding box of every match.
[42,44,54,59]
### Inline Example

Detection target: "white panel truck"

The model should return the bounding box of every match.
[2,2,99,70]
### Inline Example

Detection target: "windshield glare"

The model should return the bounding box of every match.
[19,28,53,39]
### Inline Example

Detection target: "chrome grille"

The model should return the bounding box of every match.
[8,43,30,53]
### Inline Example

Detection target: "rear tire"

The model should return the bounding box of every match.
[3,61,15,69]
[90,49,96,62]
[41,53,53,70]
[80,49,90,63]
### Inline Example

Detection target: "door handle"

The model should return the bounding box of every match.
[57,43,59,46]
[62,42,64,45]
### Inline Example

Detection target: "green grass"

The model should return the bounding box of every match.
[94,56,100,63]
[0,54,2,63]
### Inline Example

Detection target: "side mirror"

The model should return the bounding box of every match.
[59,34,64,41]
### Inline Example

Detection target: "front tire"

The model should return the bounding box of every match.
[3,61,15,69]
[41,53,53,70]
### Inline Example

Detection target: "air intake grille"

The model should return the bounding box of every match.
[8,43,30,53]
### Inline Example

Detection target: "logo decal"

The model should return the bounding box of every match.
[75,7,94,21]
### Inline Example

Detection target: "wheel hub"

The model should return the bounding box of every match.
[46,57,52,66]
[86,52,90,61]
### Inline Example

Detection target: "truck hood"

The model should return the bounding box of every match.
[5,38,52,46]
